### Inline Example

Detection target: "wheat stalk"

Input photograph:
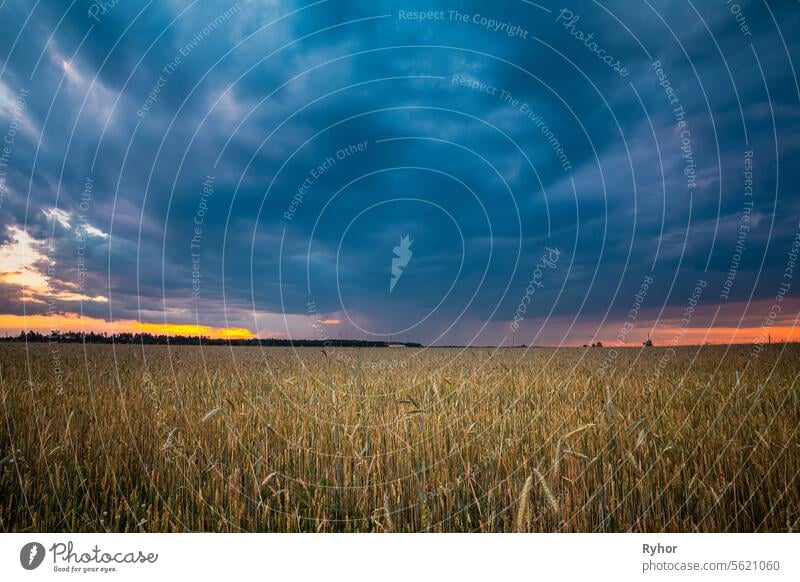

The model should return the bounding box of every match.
[515,476,534,532]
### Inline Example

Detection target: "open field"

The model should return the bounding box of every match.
[1,343,798,532]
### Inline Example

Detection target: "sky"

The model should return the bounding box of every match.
[0,0,799,346]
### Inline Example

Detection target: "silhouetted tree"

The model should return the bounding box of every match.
[0,331,421,348]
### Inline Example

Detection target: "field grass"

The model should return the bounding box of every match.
[1,343,798,532]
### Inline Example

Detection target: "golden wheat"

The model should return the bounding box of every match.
[0,343,798,532]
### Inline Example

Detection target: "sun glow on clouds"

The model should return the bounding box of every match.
[647,325,800,346]
[0,312,255,339]
[0,227,46,277]
[579,298,800,347]
[0,227,52,297]
[0,226,107,303]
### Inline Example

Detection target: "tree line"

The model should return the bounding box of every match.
[0,331,422,348]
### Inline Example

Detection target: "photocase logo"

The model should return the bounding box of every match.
[390,234,413,292]
[20,542,45,570]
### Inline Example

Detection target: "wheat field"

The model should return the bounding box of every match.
[1,343,798,532]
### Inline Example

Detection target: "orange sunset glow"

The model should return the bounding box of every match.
[0,313,255,339]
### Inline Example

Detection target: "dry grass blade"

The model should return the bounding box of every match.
[563,423,595,440]
[202,408,220,422]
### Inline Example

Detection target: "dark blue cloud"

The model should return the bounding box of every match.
[1,0,799,345]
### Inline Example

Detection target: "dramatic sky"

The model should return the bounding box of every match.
[1,0,799,346]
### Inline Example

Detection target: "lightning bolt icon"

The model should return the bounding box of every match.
[390,234,413,293]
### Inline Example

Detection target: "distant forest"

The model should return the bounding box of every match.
[0,331,422,348]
